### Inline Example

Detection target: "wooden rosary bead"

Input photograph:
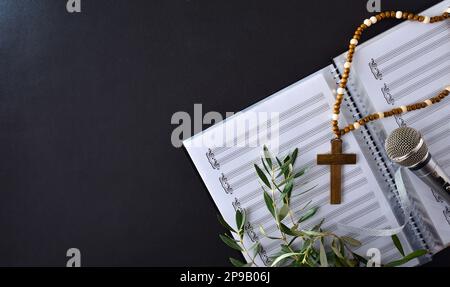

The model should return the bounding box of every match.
[331,10,449,140]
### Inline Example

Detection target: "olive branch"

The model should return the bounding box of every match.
[218,146,427,267]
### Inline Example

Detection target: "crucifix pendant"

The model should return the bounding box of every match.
[317,139,357,205]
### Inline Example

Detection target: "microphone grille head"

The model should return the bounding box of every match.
[385,127,428,167]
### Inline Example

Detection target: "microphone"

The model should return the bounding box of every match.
[385,127,450,204]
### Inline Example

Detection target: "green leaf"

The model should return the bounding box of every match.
[345,258,357,267]
[280,244,292,254]
[276,157,283,168]
[271,252,301,267]
[282,179,293,194]
[297,207,319,224]
[282,180,294,204]
[384,249,428,267]
[235,209,246,231]
[319,240,328,267]
[278,204,290,221]
[352,252,368,265]
[263,191,276,218]
[219,234,243,252]
[259,225,282,240]
[280,161,292,178]
[391,234,405,257]
[287,236,298,247]
[251,243,262,261]
[279,222,297,236]
[341,236,362,247]
[330,238,344,260]
[294,167,308,178]
[331,244,344,260]
[255,164,271,189]
[263,145,273,169]
[217,214,236,233]
[229,257,246,267]
[261,157,270,175]
[301,230,327,237]
[291,148,299,166]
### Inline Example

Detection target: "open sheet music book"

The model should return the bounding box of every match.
[184,0,450,266]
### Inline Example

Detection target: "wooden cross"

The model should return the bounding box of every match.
[317,138,356,205]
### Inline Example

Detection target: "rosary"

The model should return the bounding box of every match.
[317,8,450,205]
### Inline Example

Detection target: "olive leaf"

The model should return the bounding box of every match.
[341,236,362,247]
[271,252,301,267]
[217,214,236,233]
[279,222,297,236]
[331,240,344,260]
[297,207,319,224]
[352,252,368,265]
[261,157,270,174]
[235,209,246,231]
[301,230,327,237]
[384,249,427,267]
[263,191,276,219]
[291,148,299,166]
[282,180,294,204]
[219,234,242,251]
[319,240,328,267]
[278,204,290,221]
[391,234,405,257]
[294,167,308,178]
[229,257,246,267]
[263,145,273,169]
[255,164,271,189]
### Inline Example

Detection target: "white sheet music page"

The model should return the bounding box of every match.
[184,70,414,266]
[347,1,450,246]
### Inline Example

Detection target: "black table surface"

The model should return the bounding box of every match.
[0,0,448,266]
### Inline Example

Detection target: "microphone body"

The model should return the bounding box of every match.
[410,153,450,203]
[385,127,450,204]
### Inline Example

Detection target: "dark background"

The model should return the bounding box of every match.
[0,0,448,266]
